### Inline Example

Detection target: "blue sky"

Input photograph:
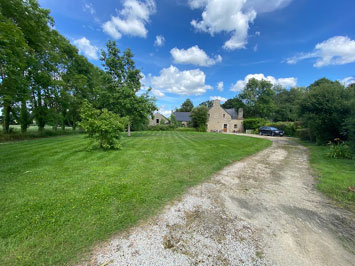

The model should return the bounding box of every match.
[38,0,355,116]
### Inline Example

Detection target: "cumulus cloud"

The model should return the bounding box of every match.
[230,73,297,92]
[287,36,355,67]
[210,96,227,102]
[151,65,212,96]
[340,77,355,87]
[73,37,99,60]
[188,0,292,50]
[170,45,222,66]
[158,106,172,117]
[217,81,224,91]
[151,89,165,97]
[102,0,156,39]
[154,35,165,47]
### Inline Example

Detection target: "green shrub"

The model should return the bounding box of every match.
[79,102,128,150]
[243,118,266,131]
[327,139,354,160]
[265,121,297,136]
[197,125,207,132]
[147,125,175,131]
[0,129,80,142]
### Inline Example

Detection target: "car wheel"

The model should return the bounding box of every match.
[259,132,263,135]
[271,132,275,136]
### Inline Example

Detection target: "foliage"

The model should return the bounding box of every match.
[243,118,267,130]
[296,128,314,141]
[221,97,244,110]
[199,100,213,108]
[299,78,351,144]
[99,41,157,134]
[0,132,271,266]
[265,121,299,136]
[327,139,354,160]
[272,87,305,121]
[177,98,194,112]
[344,84,355,153]
[190,105,208,130]
[170,114,179,127]
[79,101,127,150]
[238,78,275,118]
[147,125,175,131]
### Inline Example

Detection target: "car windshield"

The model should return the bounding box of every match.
[270,127,278,130]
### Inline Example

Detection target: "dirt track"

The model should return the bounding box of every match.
[87,136,355,266]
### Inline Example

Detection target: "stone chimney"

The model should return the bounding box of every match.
[212,99,220,107]
[238,108,243,119]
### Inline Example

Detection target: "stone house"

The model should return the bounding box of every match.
[207,100,243,133]
[149,112,170,126]
[173,100,244,132]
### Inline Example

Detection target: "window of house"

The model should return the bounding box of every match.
[234,124,238,129]
[156,119,159,124]
[223,114,225,118]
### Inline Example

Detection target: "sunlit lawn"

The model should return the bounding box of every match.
[0,131,271,265]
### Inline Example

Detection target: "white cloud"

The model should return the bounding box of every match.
[151,89,165,97]
[102,0,156,39]
[188,0,291,50]
[154,35,165,47]
[73,37,99,60]
[340,77,355,87]
[217,81,224,91]
[210,96,227,102]
[151,65,212,96]
[230,73,297,91]
[170,45,222,66]
[253,44,258,52]
[83,3,95,15]
[158,106,172,117]
[287,36,355,67]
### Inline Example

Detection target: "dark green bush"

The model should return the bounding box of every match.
[243,118,266,131]
[147,125,175,131]
[0,129,81,142]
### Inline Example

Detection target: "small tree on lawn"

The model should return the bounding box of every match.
[191,106,208,132]
[79,101,128,150]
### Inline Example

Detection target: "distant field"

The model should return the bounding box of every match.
[0,131,271,265]
[0,125,79,142]
[305,142,355,207]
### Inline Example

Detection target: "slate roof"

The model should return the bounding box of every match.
[225,108,238,119]
[172,112,191,122]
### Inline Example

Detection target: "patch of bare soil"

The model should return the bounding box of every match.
[85,136,355,266]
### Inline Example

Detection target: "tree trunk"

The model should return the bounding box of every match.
[20,99,29,133]
[3,101,11,133]
[127,123,131,137]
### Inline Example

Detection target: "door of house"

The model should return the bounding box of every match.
[223,124,227,132]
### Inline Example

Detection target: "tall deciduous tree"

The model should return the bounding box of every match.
[100,41,156,136]
[178,99,194,112]
[190,106,208,131]
[238,78,275,118]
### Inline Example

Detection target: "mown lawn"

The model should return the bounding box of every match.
[0,131,271,266]
[305,143,355,208]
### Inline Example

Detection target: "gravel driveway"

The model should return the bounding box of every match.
[86,136,355,266]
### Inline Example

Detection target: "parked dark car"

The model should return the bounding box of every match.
[258,126,284,136]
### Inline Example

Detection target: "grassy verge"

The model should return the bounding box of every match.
[0,126,80,143]
[0,131,271,265]
[303,141,355,208]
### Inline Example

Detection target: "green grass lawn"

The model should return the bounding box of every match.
[305,142,355,208]
[0,131,271,266]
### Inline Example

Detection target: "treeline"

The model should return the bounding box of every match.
[0,0,155,135]
[223,78,355,151]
